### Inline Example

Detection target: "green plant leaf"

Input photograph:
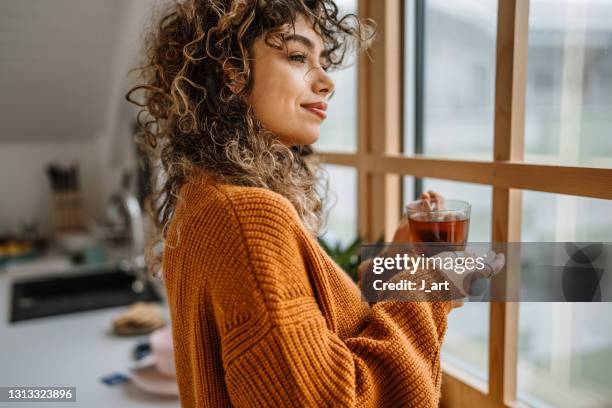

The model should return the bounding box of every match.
[316,236,366,283]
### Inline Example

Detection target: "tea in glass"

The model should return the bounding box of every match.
[405,199,471,256]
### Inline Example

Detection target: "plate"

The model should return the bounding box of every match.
[129,363,179,397]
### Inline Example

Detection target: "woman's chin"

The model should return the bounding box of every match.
[298,127,321,145]
[303,133,320,145]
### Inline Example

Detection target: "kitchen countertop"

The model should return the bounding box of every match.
[0,254,180,407]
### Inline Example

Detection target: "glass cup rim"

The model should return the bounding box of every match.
[405,198,471,214]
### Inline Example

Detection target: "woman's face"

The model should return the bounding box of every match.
[245,15,335,146]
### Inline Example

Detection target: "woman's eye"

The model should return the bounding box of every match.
[289,54,307,64]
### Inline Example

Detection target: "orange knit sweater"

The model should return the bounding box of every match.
[162,171,450,407]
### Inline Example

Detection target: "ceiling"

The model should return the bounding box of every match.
[0,0,141,142]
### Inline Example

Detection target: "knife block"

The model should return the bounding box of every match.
[52,189,86,233]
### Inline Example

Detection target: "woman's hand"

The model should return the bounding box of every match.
[387,190,504,312]
[432,250,506,311]
[391,190,469,311]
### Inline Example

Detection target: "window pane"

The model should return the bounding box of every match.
[519,191,612,407]
[320,164,357,248]
[404,0,498,160]
[522,191,612,242]
[403,177,492,383]
[525,0,612,168]
[317,0,357,153]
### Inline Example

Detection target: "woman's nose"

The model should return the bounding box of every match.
[312,68,335,99]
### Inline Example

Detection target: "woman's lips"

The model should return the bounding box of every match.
[302,106,327,120]
[301,102,328,120]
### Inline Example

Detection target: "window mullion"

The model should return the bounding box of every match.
[489,0,530,406]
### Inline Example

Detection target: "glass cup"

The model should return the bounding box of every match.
[403,199,471,256]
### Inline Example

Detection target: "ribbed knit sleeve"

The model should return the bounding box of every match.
[183,185,450,408]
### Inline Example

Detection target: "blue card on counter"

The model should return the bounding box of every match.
[100,372,130,386]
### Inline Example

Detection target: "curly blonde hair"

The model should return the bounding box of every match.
[126,0,375,277]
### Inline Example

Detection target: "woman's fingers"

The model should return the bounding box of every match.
[419,190,445,210]
[485,252,506,277]
[433,250,505,298]
[419,192,431,211]
[428,190,444,209]
[468,251,506,279]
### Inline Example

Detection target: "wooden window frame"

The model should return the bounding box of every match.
[319,0,612,407]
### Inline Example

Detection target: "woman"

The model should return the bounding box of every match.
[127,0,501,406]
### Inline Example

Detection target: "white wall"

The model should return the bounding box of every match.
[0,140,95,236]
[0,0,158,237]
